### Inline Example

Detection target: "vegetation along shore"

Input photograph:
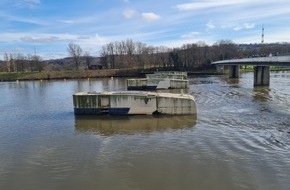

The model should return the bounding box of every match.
[1,39,290,81]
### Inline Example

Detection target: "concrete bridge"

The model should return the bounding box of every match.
[212,55,290,86]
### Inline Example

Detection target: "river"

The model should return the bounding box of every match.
[0,71,290,190]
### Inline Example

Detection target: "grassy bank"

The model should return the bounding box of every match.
[0,68,221,82]
[241,66,290,72]
[0,69,144,82]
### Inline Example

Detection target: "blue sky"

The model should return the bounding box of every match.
[1,0,290,60]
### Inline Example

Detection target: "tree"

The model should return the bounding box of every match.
[84,51,93,69]
[30,55,43,72]
[9,54,15,72]
[4,53,10,72]
[15,53,27,72]
[67,42,82,70]
[214,40,238,60]
[106,42,115,68]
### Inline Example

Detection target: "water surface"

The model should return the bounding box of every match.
[0,72,290,190]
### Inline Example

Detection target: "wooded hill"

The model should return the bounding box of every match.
[1,40,290,73]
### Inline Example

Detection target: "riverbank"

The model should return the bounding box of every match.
[0,69,145,82]
[241,66,290,72]
[0,68,219,82]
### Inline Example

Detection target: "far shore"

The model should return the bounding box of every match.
[2,67,290,82]
[0,68,219,82]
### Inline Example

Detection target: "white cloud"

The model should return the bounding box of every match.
[176,0,245,11]
[206,20,215,30]
[233,23,255,31]
[77,36,90,40]
[244,23,255,29]
[181,32,200,39]
[123,9,136,19]
[233,26,242,31]
[0,32,108,45]
[2,0,290,60]
[20,36,59,43]
[141,12,161,22]
[15,0,41,9]
[58,20,75,24]
[93,33,108,44]
[24,0,40,3]
[0,32,109,59]
[0,12,47,25]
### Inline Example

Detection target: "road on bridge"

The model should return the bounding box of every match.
[212,55,290,67]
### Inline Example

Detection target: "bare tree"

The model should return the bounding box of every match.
[4,53,10,72]
[126,39,135,55]
[15,53,28,72]
[29,54,43,72]
[214,39,237,60]
[107,42,115,68]
[100,46,109,69]
[67,42,82,70]
[84,51,93,69]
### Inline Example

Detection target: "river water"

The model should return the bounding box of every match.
[0,72,290,190]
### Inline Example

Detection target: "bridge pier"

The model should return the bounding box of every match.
[229,65,240,78]
[213,55,290,87]
[254,66,270,86]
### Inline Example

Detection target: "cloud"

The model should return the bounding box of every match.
[244,23,255,29]
[233,26,242,31]
[0,12,47,25]
[58,20,75,24]
[20,36,59,43]
[141,12,161,22]
[15,0,41,9]
[77,36,90,40]
[181,32,200,39]
[93,33,108,44]
[233,23,255,31]
[123,9,136,19]
[0,32,108,46]
[206,20,215,30]
[176,0,245,11]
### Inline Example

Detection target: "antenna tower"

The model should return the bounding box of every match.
[261,25,264,43]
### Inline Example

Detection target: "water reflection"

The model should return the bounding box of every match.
[75,115,197,136]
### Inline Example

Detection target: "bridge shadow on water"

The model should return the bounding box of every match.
[74,114,197,136]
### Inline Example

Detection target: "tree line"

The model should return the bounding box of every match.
[0,53,43,72]
[2,39,290,72]
[98,39,290,71]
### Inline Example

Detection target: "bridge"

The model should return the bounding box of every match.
[212,55,290,86]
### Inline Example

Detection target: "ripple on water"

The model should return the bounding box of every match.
[1,74,290,190]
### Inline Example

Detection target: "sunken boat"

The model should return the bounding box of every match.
[73,91,196,115]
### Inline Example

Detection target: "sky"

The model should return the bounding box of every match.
[1,0,290,60]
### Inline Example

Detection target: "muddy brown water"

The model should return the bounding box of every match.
[1,71,290,190]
